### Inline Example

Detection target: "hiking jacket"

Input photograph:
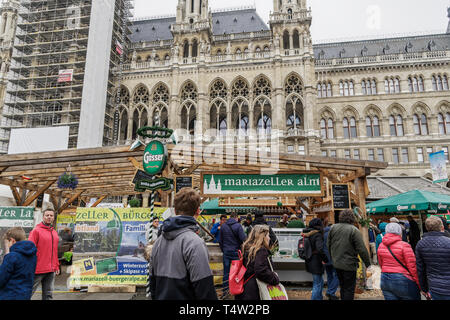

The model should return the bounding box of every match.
[327,223,371,272]
[0,241,37,300]
[377,233,419,286]
[150,215,217,300]
[302,227,328,275]
[235,248,279,301]
[28,223,60,274]
[219,219,247,253]
[416,231,450,296]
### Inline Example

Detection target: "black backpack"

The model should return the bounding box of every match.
[297,235,312,260]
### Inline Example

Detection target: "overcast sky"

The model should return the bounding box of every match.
[132,0,450,43]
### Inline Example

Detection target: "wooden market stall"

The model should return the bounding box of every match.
[0,143,388,287]
[0,143,388,245]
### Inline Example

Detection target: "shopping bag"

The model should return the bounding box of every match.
[256,257,288,300]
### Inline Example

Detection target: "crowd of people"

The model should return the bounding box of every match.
[2,187,450,301]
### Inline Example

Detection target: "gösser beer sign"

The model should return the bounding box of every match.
[143,140,167,175]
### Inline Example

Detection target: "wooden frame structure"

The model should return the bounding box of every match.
[0,143,387,249]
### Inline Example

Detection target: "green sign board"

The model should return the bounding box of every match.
[201,172,323,197]
[136,177,173,192]
[143,140,167,175]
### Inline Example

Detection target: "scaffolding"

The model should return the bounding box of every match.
[0,0,133,153]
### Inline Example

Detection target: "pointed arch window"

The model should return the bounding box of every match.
[413,113,429,136]
[283,30,290,50]
[438,113,450,135]
[390,115,404,137]
[343,117,357,138]
[320,118,334,139]
[366,116,380,137]
[293,29,300,49]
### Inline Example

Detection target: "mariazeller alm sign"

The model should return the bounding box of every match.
[201,172,324,197]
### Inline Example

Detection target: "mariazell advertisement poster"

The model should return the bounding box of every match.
[69,207,168,287]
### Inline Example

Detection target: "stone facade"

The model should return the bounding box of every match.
[116,1,450,182]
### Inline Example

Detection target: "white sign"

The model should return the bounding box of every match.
[429,151,449,183]
[57,69,74,83]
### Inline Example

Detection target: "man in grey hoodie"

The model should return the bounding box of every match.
[150,188,217,300]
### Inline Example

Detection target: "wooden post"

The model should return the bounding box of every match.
[355,176,370,254]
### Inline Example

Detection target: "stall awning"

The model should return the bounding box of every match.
[366,189,450,214]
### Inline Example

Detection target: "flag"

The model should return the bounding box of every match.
[116,40,123,55]
[57,69,73,83]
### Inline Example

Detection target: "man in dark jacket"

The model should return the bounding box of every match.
[407,215,421,252]
[323,220,339,300]
[150,188,217,300]
[302,218,328,300]
[416,216,450,300]
[327,210,371,300]
[219,211,247,296]
[0,227,37,300]
[251,210,278,247]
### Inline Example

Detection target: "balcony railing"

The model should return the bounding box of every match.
[315,50,450,68]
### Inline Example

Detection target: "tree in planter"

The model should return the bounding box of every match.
[129,197,141,208]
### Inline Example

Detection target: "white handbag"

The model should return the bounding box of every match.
[255,257,289,300]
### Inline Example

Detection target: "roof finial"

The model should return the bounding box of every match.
[447,7,450,33]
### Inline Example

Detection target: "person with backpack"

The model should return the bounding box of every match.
[219,211,247,297]
[302,218,329,300]
[377,223,421,300]
[234,225,280,300]
[327,210,371,300]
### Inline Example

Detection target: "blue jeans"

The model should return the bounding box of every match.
[325,265,339,296]
[222,250,239,294]
[380,273,420,300]
[312,274,324,300]
[430,292,450,300]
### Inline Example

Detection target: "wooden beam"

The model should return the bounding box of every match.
[91,195,107,208]
[128,157,143,171]
[58,190,86,214]
[10,186,21,206]
[22,179,57,207]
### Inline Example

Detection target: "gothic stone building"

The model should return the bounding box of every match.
[118,0,450,182]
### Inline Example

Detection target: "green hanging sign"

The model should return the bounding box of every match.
[143,140,167,175]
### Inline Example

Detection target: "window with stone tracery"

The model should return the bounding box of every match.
[285,95,303,134]
[132,85,150,105]
[209,79,228,101]
[285,74,304,96]
[231,98,249,136]
[210,100,227,136]
[231,78,250,99]
[115,86,130,106]
[152,83,170,104]
[253,76,272,97]
[254,97,272,135]
[152,105,168,128]
[180,81,198,102]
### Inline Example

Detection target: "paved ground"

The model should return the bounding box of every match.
[31,265,387,300]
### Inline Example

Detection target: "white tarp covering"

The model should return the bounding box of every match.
[8,126,69,154]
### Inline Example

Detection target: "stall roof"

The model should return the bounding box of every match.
[0,144,387,209]
[367,176,450,200]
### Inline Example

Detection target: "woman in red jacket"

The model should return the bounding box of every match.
[377,222,421,300]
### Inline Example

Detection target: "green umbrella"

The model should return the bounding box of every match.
[366,189,450,214]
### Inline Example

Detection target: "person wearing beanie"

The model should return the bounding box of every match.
[377,223,421,300]
[251,210,278,247]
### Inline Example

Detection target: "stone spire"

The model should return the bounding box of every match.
[447,8,450,34]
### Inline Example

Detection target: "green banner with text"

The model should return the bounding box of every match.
[201,173,323,196]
